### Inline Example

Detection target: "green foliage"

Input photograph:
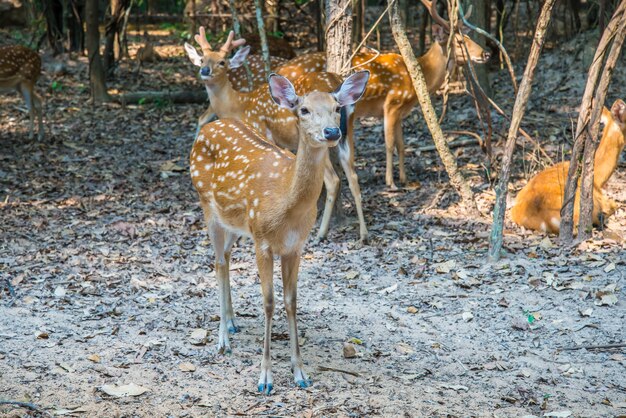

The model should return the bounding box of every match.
[138,97,147,105]
[51,81,63,92]
[268,31,284,38]
[295,0,309,6]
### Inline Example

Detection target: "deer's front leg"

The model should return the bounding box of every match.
[281,252,311,388]
[256,245,275,394]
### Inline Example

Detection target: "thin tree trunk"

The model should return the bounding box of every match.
[560,1,626,243]
[45,0,64,55]
[104,0,131,77]
[229,0,254,89]
[388,0,478,213]
[574,5,626,240]
[315,0,325,52]
[86,0,110,103]
[472,0,493,98]
[488,0,556,261]
[266,0,279,33]
[67,0,85,53]
[254,0,272,76]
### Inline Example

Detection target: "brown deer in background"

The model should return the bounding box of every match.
[0,45,44,140]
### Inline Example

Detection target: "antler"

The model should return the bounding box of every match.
[194,26,212,55]
[420,0,450,31]
[219,31,246,54]
[420,0,471,31]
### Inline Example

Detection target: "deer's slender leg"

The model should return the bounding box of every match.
[394,114,406,184]
[281,252,311,388]
[256,245,275,394]
[383,108,397,188]
[223,232,238,333]
[18,83,35,140]
[316,155,340,241]
[207,217,236,354]
[337,115,368,242]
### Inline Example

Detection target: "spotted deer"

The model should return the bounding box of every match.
[276,0,491,188]
[185,28,370,242]
[0,45,44,140]
[191,27,287,131]
[511,99,626,234]
[189,72,369,393]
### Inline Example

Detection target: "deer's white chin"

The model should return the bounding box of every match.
[200,75,214,81]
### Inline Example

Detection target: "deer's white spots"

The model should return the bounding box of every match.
[197,181,203,187]
[192,170,199,177]
[197,155,203,161]
[272,161,279,167]
[253,198,259,207]
[540,222,547,232]
[249,209,255,219]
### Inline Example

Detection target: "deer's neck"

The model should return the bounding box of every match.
[593,116,625,188]
[418,42,449,94]
[281,135,327,213]
[203,78,243,118]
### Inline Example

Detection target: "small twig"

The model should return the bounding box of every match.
[0,400,51,416]
[560,343,626,351]
[317,365,361,377]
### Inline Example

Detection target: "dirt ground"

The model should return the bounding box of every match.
[1,27,625,418]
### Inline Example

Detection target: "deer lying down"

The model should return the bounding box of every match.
[189,72,369,393]
[510,99,626,234]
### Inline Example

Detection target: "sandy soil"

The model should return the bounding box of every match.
[1,28,625,418]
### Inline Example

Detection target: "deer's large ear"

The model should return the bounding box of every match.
[268,74,301,110]
[229,46,251,69]
[611,99,626,124]
[334,71,369,107]
[184,43,203,66]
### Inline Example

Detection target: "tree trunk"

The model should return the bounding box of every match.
[314,0,325,52]
[86,0,110,103]
[388,0,478,214]
[578,1,626,241]
[488,0,557,261]
[254,0,272,76]
[560,1,626,243]
[266,0,279,33]
[325,0,353,223]
[471,0,492,97]
[44,0,64,55]
[67,0,85,53]
[104,0,131,77]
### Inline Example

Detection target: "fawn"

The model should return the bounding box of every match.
[276,0,490,188]
[0,45,44,140]
[185,29,369,242]
[190,71,369,393]
[511,99,626,233]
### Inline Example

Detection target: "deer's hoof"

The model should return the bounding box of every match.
[295,379,312,389]
[258,382,273,394]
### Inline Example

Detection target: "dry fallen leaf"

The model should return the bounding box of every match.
[543,411,572,418]
[54,286,66,297]
[88,354,101,363]
[579,308,593,317]
[189,328,208,345]
[434,260,456,273]
[395,342,414,355]
[179,362,196,372]
[100,383,150,397]
[462,311,474,322]
[35,330,49,339]
[407,306,418,314]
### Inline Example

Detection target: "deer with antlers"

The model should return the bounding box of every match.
[192,28,288,130]
[276,0,490,188]
[0,45,44,140]
[185,29,370,242]
[190,71,369,393]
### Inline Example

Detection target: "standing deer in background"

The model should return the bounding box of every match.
[276,0,490,188]
[510,99,626,234]
[185,29,370,242]
[189,72,369,393]
[0,45,44,140]
[191,27,287,130]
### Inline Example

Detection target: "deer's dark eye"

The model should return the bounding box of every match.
[300,107,310,115]
[335,106,341,114]
[218,61,226,66]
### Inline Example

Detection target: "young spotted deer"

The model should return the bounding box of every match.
[511,99,626,234]
[185,29,370,242]
[191,28,287,130]
[0,45,44,140]
[190,72,369,393]
[276,0,490,188]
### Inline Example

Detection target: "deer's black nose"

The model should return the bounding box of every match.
[482,51,491,62]
[200,66,211,76]
[323,127,341,141]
